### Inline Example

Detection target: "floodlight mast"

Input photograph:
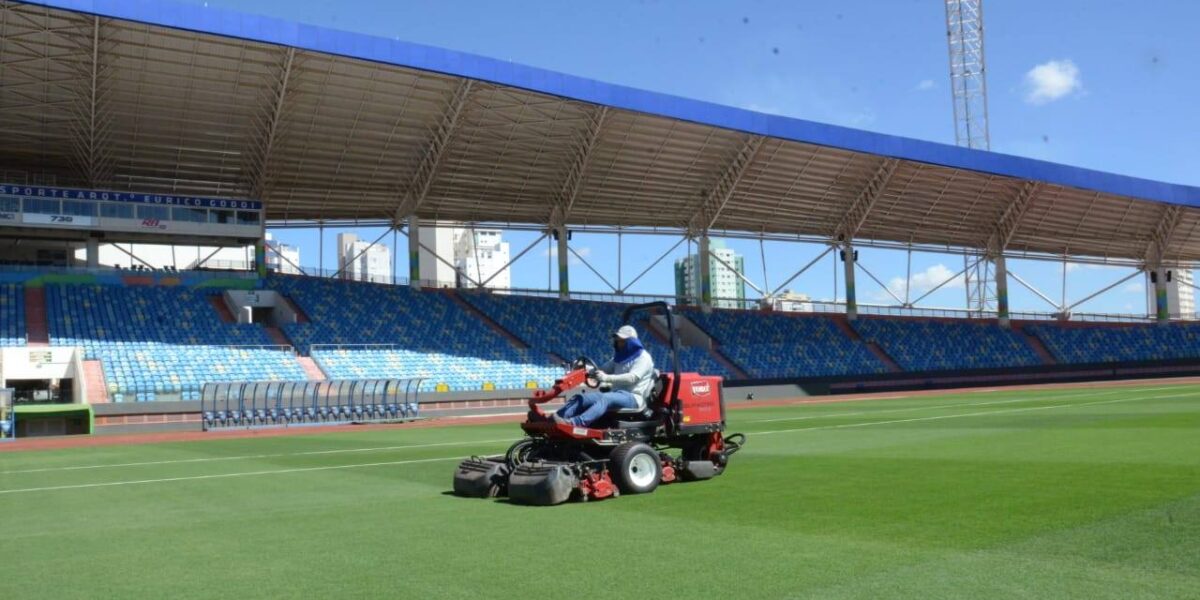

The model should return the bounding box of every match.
[945,0,995,315]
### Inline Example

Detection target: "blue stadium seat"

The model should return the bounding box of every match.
[1028,322,1200,364]
[854,318,1042,371]
[46,284,307,402]
[460,293,737,380]
[683,310,887,379]
[271,276,562,391]
[0,283,26,346]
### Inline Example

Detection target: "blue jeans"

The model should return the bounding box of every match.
[555,390,638,426]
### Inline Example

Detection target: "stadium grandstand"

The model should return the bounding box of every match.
[0,0,1198,437]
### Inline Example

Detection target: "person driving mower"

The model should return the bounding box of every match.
[552,325,655,427]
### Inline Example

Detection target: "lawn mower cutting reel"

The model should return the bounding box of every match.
[453,302,745,505]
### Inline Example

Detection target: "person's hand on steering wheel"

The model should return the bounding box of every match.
[573,356,603,388]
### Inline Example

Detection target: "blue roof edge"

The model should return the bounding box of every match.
[22,0,1200,209]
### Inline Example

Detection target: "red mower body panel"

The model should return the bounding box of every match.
[671,373,724,429]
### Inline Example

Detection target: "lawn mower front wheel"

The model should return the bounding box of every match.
[609,442,662,495]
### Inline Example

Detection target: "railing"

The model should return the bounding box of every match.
[222,344,296,353]
[0,262,1180,323]
[459,286,678,306]
[310,343,399,352]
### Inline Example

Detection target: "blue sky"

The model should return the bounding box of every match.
[190,0,1198,315]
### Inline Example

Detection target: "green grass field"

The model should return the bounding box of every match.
[3,382,1199,599]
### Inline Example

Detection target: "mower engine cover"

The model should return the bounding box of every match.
[674,373,725,431]
[507,461,580,506]
[453,456,510,498]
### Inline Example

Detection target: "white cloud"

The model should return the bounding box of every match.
[915,79,935,91]
[1066,262,1125,273]
[1123,282,1144,294]
[541,245,591,266]
[871,263,964,303]
[1024,59,1082,105]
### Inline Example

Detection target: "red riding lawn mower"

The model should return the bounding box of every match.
[453,302,745,505]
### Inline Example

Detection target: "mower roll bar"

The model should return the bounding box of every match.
[620,301,681,408]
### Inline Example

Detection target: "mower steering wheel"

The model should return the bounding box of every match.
[572,356,602,389]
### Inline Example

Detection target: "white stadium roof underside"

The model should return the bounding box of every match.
[2,0,1199,264]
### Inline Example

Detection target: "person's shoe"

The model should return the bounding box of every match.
[551,413,570,426]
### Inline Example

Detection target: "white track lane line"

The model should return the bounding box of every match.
[4,437,515,475]
[752,390,1198,437]
[750,386,1134,423]
[0,456,467,496]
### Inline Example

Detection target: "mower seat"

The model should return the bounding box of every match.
[612,369,661,415]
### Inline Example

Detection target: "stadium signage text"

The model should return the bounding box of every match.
[23,213,94,227]
[0,184,262,211]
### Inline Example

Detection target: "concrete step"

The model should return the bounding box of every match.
[709,347,750,380]
[82,360,110,403]
[278,293,310,323]
[445,291,530,350]
[263,325,292,348]
[23,286,48,346]
[208,295,237,323]
[865,341,903,373]
[1013,322,1058,365]
[296,356,326,381]
[832,315,902,373]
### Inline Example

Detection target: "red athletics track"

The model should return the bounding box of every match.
[3,376,1198,453]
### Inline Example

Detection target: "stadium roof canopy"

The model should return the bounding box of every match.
[2,0,1199,262]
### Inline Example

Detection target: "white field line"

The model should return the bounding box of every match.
[10,384,1195,475]
[0,456,467,496]
[3,437,515,475]
[4,389,1194,496]
[752,390,1199,437]
[750,387,1135,424]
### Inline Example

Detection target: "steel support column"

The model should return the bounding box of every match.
[1153,267,1170,324]
[556,224,569,300]
[843,241,858,320]
[699,233,712,313]
[994,253,1010,326]
[408,215,421,290]
[85,238,99,268]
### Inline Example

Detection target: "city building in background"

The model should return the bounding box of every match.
[419,225,456,287]
[674,240,746,309]
[454,228,510,290]
[417,226,511,289]
[337,233,391,283]
[264,233,301,275]
[767,290,813,313]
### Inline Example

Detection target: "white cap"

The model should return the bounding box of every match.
[613,325,638,340]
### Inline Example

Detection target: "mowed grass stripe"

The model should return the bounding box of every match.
[5,382,1184,475]
[3,437,518,475]
[3,383,1198,599]
[746,389,1200,437]
[3,386,1193,495]
[0,456,470,495]
[748,386,1134,423]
